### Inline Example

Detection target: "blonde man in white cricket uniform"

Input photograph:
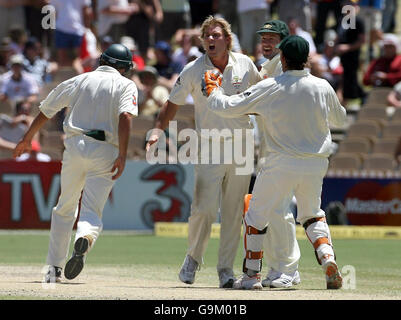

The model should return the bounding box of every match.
[203,35,345,290]
[146,16,261,288]
[14,44,138,283]
[249,20,302,288]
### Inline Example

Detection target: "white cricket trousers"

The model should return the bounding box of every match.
[244,154,329,272]
[47,135,118,267]
[187,162,251,272]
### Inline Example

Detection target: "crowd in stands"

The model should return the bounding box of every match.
[0,0,401,174]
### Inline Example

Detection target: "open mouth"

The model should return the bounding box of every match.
[209,44,216,51]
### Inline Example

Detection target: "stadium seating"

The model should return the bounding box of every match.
[371,137,399,155]
[381,121,401,138]
[364,87,392,106]
[346,119,381,142]
[356,106,389,123]
[390,107,401,122]
[329,152,363,170]
[337,136,371,156]
[362,153,398,171]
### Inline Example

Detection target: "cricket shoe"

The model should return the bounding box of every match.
[322,256,342,289]
[270,270,301,288]
[233,273,263,290]
[45,265,62,283]
[179,255,199,284]
[64,236,90,280]
[218,268,236,288]
[261,269,281,287]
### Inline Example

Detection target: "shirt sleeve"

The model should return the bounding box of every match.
[118,81,138,117]
[326,84,347,127]
[207,79,273,118]
[168,63,194,106]
[248,57,263,85]
[39,77,78,118]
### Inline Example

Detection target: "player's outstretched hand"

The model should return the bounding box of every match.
[13,139,31,159]
[202,69,222,97]
[145,134,159,152]
[111,155,126,180]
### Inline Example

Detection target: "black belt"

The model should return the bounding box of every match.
[84,130,106,141]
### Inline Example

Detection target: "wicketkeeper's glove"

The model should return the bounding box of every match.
[201,69,222,97]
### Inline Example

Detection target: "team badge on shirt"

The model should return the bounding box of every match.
[232,75,243,93]
[133,94,137,106]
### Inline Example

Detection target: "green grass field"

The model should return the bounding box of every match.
[0,232,400,300]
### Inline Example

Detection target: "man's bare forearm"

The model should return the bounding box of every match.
[21,112,50,142]
[118,112,132,157]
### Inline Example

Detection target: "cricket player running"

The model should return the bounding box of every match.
[146,16,261,288]
[13,44,138,283]
[202,35,345,290]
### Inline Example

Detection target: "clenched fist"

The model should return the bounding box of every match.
[201,69,222,97]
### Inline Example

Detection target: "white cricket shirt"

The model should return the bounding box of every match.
[39,66,138,147]
[208,69,347,158]
[259,53,282,79]
[169,52,262,137]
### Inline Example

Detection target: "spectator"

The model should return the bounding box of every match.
[313,0,343,53]
[50,0,93,67]
[0,54,39,107]
[236,0,270,56]
[310,31,343,92]
[188,0,217,27]
[24,0,52,45]
[100,35,114,52]
[335,1,366,105]
[152,41,183,90]
[8,27,28,55]
[121,36,146,72]
[382,0,398,33]
[358,0,385,60]
[79,27,100,73]
[125,0,163,60]
[363,33,401,87]
[172,32,202,68]
[156,0,190,43]
[0,101,34,153]
[0,0,25,43]
[218,0,239,35]
[135,66,169,117]
[275,0,312,33]
[387,80,401,107]
[15,139,51,162]
[23,37,58,86]
[96,0,139,41]
[0,40,13,73]
[287,16,317,56]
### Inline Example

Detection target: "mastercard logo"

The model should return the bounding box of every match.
[344,181,401,225]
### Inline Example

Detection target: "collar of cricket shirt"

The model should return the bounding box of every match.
[96,65,122,74]
[285,69,309,77]
[204,51,236,72]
